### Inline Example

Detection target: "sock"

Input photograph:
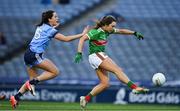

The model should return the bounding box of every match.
[14,92,22,101]
[127,81,137,89]
[85,93,93,102]
[29,78,40,86]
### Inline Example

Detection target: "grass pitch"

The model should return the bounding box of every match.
[0,100,180,111]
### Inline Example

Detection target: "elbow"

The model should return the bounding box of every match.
[80,37,87,42]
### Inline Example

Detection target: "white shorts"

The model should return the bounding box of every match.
[88,52,108,69]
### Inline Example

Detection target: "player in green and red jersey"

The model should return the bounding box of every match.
[74,15,149,109]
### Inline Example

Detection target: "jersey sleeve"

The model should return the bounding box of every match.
[49,27,58,38]
[87,29,99,40]
[110,28,119,34]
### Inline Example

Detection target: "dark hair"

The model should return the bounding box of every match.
[37,10,55,26]
[94,15,116,29]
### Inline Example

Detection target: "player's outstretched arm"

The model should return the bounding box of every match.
[114,28,144,40]
[74,34,89,63]
[54,26,89,42]
[115,28,135,35]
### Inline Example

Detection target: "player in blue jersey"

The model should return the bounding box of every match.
[10,10,89,108]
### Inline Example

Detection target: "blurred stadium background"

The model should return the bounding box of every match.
[0,0,180,110]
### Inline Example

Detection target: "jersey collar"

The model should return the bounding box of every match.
[98,28,105,32]
[44,23,52,27]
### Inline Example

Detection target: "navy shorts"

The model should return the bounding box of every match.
[24,48,45,67]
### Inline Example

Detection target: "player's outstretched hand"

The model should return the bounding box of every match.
[74,52,83,63]
[134,32,144,40]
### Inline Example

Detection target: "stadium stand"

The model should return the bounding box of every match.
[0,0,179,87]
[0,0,102,62]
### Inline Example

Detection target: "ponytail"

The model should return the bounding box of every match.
[36,10,55,26]
[93,15,116,29]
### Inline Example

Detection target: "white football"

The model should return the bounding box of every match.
[152,73,166,86]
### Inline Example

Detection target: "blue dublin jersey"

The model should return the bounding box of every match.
[29,23,58,53]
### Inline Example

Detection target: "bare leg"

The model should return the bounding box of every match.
[99,57,130,84]
[18,59,59,94]
[18,67,38,94]
[35,59,59,81]
[27,67,38,80]
[10,59,60,108]
[90,68,109,96]
[99,57,149,93]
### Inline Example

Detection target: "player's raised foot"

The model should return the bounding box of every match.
[10,96,18,109]
[80,96,87,110]
[132,87,149,94]
[25,80,36,96]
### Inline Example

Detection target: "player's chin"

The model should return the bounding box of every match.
[0,95,6,100]
[55,22,60,26]
[56,20,60,24]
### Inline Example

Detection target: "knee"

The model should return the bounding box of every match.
[100,82,110,89]
[55,68,60,76]
[51,68,60,76]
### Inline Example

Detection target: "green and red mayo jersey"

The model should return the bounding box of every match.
[87,28,117,55]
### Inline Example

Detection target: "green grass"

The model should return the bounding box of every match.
[1,100,180,111]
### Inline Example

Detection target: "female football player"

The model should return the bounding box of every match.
[10,10,89,108]
[74,15,149,109]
